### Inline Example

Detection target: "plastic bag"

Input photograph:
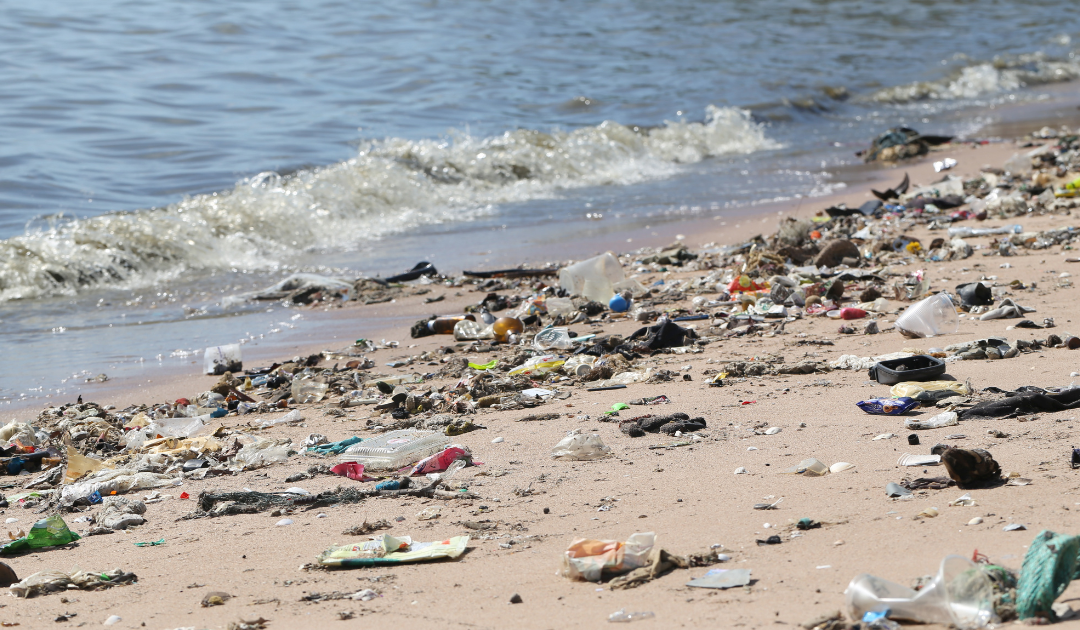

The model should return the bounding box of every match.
[891,381,969,398]
[233,439,290,470]
[0,422,39,447]
[508,355,565,376]
[0,515,81,555]
[60,469,180,506]
[551,432,611,461]
[148,415,207,439]
[408,446,471,476]
[905,411,959,430]
[330,462,374,482]
[856,398,919,415]
[562,532,655,582]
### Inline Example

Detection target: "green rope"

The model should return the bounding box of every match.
[1016,530,1080,620]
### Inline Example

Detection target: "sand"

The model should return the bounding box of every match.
[6,136,1080,629]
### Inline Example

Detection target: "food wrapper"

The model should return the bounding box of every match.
[727,275,766,294]
[561,532,654,582]
[318,534,469,567]
[855,397,919,415]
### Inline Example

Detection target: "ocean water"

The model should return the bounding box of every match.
[2,0,1080,405]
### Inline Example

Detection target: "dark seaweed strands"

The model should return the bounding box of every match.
[184,479,475,519]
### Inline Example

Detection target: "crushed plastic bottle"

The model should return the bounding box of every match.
[947,225,1022,238]
[534,326,573,350]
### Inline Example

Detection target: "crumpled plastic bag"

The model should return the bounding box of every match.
[98,497,147,530]
[60,469,180,506]
[562,532,655,582]
[147,415,207,439]
[551,432,611,461]
[830,352,913,370]
[891,381,970,398]
[409,446,471,476]
[0,422,39,447]
[10,567,137,598]
[0,515,81,555]
[232,439,291,470]
[330,462,374,482]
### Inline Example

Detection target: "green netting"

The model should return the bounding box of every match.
[1016,530,1080,620]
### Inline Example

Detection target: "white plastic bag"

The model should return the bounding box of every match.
[562,532,654,581]
[551,432,611,461]
[233,439,291,469]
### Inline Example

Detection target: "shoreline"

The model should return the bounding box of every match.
[5,138,1019,417]
[6,83,1080,414]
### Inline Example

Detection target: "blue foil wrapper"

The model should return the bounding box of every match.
[856,397,918,415]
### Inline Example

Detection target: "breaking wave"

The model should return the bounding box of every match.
[867,52,1080,103]
[0,106,779,302]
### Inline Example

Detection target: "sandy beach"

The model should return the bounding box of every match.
[6,130,1080,630]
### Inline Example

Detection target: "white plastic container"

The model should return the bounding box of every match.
[558,252,625,303]
[204,343,242,375]
[895,293,958,339]
[337,429,448,470]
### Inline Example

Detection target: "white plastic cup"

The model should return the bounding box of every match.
[895,293,958,339]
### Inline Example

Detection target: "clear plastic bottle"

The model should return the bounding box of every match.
[533,326,573,350]
[453,319,494,341]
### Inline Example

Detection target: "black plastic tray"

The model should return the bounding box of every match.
[868,355,946,385]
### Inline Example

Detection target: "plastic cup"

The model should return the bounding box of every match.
[895,293,958,338]
[845,555,995,629]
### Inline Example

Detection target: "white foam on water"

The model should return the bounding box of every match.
[867,52,1080,103]
[0,106,778,302]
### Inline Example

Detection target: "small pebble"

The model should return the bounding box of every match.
[104,616,122,626]
[968,517,984,526]
[492,437,504,444]
[509,593,523,604]
[316,513,328,519]
[276,519,294,527]
[4,518,16,524]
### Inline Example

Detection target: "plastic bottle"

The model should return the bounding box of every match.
[946,225,1022,238]
[453,319,494,341]
[492,317,523,343]
[534,326,573,350]
[427,314,476,335]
